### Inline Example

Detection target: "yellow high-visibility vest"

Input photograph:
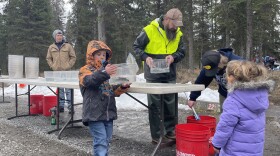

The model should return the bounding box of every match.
[143,19,183,55]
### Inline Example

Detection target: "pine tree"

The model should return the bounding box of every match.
[70,0,96,68]
[50,0,65,30]
[5,0,53,72]
[0,12,8,74]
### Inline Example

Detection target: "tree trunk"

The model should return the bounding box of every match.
[246,0,253,60]
[97,4,106,42]
[187,0,194,71]
[221,0,230,47]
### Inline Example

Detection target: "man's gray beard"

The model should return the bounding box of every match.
[165,26,176,41]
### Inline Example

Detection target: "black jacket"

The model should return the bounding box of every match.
[189,48,243,101]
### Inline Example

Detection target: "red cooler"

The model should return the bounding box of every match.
[43,95,57,116]
[30,95,44,114]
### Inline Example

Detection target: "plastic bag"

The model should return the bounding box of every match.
[126,53,139,73]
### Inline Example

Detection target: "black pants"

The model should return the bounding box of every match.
[146,80,177,140]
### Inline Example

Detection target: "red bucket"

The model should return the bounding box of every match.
[43,95,57,116]
[187,115,217,156]
[30,95,44,114]
[176,123,210,156]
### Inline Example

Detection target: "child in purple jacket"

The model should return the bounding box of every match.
[212,60,275,156]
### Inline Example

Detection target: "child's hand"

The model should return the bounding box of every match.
[213,147,220,154]
[105,64,117,75]
[121,82,132,89]
[114,82,132,97]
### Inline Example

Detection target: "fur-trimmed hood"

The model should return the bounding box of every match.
[227,80,275,113]
[227,80,275,93]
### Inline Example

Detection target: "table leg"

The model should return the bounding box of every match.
[28,85,30,115]
[0,82,10,103]
[57,89,82,139]
[125,93,150,109]
[125,93,176,155]
[57,88,60,130]
[57,118,82,139]
[51,89,82,137]
[175,93,178,124]
[15,83,18,116]
[8,84,31,120]
[48,88,61,134]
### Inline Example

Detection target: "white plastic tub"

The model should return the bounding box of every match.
[109,63,138,84]
[44,71,79,82]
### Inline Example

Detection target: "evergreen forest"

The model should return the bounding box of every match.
[0,0,280,74]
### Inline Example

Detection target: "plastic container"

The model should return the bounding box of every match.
[25,57,39,79]
[110,63,138,84]
[68,71,79,82]
[176,123,210,156]
[44,71,54,81]
[44,71,79,82]
[150,59,169,73]
[30,95,44,114]
[187,115,217,156]
[8,55,24,78]
[43,96,57,116]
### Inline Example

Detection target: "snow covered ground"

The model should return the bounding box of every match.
[0,73,219,111]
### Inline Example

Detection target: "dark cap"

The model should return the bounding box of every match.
[165,8,183,27]
[201,50,221,77]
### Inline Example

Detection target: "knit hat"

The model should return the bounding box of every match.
[165,8,183,27]
[201,50,221,77]
[52,29,63,40]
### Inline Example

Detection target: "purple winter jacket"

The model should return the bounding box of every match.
[212,80,275,156]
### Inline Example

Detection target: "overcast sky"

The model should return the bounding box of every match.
[0,1,6,14]
[64,0,72,15]
[0,1,72,15]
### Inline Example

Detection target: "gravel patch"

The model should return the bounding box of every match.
[0,96,279,155]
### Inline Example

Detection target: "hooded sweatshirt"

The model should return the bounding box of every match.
[78,40,127,125]
[212,80,275,156]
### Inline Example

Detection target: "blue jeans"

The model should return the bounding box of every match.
[58,88,71,108]
[88,120,113,156]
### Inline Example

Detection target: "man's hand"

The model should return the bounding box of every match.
[146,57,153,68]
[165,55,174,65]
[105,64,117,75]
[187,100,196,108]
